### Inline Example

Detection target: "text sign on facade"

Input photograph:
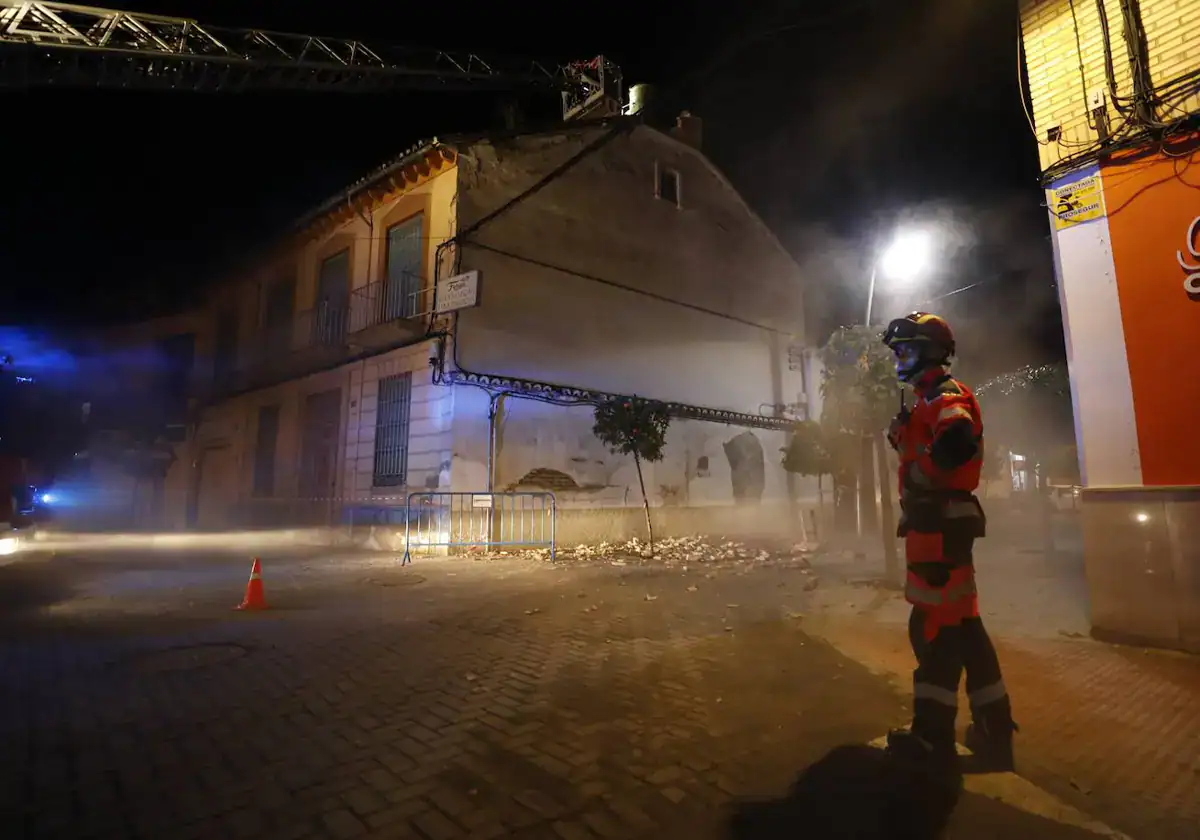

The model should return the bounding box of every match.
[1177,215,1200,300]
[472,494,492,508]
[1048,172,1106,230]
[434,270,481,314]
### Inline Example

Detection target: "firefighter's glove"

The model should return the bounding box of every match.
[901,461,935,494]
[910,562,951,588]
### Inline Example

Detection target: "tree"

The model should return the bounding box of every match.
[781,419,833,507]
[781,419,833,541]
[979,441,1011,498]
[819,325,903,577]
[593,397,670,554]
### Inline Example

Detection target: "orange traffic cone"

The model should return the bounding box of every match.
[236,557,268,611]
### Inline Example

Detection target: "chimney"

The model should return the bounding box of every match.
[671,111,702,151]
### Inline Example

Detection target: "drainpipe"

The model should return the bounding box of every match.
[349,196,376,534]
[487,391,509,494]
[487,391,509,548]
[354,193,375,334]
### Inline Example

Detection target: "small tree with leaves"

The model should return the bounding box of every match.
[979,441,1011,498]
[593,397,671,554]
[819,325,903,576]
[781,419,833,510]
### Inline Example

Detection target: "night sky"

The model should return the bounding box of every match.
[1,0,1060,374]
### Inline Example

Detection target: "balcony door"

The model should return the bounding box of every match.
[262,275,295,357]
[315,249,350,345]
[383,214,423,321]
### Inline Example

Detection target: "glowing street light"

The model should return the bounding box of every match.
[864,228,935,325]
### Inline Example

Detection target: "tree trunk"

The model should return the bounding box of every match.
[834,473,857,533]
[1035,455,1055,557]
[875,434,899,583]
[857,435,878,535]
[633,451,654,555]
[816,474,825,542]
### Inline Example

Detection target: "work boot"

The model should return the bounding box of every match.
[884,728,959,776]
[965,719,1017,772]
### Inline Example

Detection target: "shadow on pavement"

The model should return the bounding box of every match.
[725,744,960,840]
[0,557,77,614]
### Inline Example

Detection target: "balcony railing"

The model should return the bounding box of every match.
[348,273,434,332]
[229,275,435,393]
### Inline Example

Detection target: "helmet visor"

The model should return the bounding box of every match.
[881,317,920,347]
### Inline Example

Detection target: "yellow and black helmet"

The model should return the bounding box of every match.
[881,311,956,357]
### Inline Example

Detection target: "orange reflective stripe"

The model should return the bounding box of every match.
[936,404,973,424]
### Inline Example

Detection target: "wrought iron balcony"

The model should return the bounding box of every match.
[348,273,434,332]
[227,275,434,394]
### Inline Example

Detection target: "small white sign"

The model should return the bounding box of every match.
[435,270,481,314]
[472,495,493,508]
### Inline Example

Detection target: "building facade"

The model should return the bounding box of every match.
[1020,0,1200,651]
[86,116,822,547]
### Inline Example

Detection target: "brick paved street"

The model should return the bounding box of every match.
[808,614,1200,840]
[0,548,1182,839]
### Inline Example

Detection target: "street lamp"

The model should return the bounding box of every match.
[858,227,933,553]
[864,228,934,325]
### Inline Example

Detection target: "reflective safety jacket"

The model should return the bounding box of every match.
[891,367,987,638]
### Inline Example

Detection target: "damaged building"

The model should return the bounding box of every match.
[81,110,824,546]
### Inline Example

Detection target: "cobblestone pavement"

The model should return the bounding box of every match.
[0,550,1160,839]
[807,615,1200,840]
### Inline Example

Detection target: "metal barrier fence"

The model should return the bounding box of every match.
[219,492,555,562]
[402,492,556,565]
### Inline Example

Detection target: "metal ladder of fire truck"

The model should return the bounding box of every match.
[0,1,623,121]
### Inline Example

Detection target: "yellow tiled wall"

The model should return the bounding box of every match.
[1021,0,1200,171]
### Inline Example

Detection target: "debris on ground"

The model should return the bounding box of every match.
[476,537,821,568]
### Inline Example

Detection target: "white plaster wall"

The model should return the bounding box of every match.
[341,341,452,499]
[452,125,815,416]
[1048,166,1141,488]
[450,394,819,508]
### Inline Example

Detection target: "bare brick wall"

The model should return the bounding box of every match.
[1021,0,1200,172]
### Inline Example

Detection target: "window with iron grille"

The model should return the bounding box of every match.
[252,404,280,497]
[372,372,412,487]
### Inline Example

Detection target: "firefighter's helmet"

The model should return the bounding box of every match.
[881,312,956,382]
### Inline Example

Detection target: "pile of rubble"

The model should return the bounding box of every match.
[471,536,819,568]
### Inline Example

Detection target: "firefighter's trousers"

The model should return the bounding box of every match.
[908,606,1012,749]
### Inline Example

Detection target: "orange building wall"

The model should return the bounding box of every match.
[1101,137,1200,485]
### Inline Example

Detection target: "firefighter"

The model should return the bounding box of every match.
[880,312,1017,772]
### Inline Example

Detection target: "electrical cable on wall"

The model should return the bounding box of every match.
[1031,0,1200,184]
